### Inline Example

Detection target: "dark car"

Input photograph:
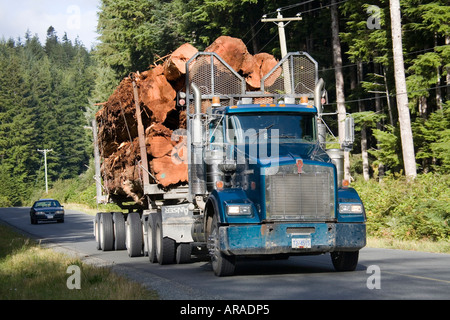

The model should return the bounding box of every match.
[30,199,65,224]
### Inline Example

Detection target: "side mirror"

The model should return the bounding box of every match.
[342,116,354,151]
[314,78,325,115]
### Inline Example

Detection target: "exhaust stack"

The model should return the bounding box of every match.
[189,83,206,196]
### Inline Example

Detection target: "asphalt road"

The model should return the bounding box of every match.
[1,207,449,300]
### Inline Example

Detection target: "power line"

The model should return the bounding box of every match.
[257,33,279,54]
[324,84,449,106]
[245,22,267,48]
[317,46,443,73]
[298,0,351,16]
[246,2,314,49]
[264,0,316,17]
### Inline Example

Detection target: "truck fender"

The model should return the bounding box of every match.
[204,193,221,242]
[205,188,260,228]
[337,187,366,222]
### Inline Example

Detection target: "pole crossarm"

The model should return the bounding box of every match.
[261,17,302,23]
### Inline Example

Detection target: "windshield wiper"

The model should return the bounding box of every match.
[251,124,274,138]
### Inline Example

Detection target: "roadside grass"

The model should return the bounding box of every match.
[63,202,118,216]
[0,224,159,300]
[367,237,450,254]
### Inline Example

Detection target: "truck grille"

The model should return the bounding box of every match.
[265,164,335,221]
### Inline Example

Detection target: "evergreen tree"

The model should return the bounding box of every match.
[0,28,95,205]
[96,0,159,78]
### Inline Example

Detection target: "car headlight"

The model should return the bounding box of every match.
[339,203,363,214]
[55,210,64,214]
[227,204,252,216]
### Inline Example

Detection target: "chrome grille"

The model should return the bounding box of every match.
[265,164,335,221]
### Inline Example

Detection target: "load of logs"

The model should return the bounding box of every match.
[96,36,279,203]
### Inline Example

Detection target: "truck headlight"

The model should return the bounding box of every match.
[227,205,252,216]
[339,203,363,214]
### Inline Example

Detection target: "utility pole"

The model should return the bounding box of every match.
[262,9,302,94]
[37,149,53,194]
[92,119,104,205]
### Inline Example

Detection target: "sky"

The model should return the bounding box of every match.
[0,0,101,49]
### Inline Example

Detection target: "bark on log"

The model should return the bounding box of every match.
[96,36,280,202]
[163,43,198,82]
[205,36,249,73]
[255,52,281,88]
[138,65,177,124]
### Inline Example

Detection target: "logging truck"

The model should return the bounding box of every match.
[93,51,366,276]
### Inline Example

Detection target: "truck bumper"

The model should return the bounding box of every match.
[218,222,366,256]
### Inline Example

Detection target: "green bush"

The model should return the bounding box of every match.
[353,173,450,241]
[0,195,11,208]
[30,163,98,209]
[31,163,123,213]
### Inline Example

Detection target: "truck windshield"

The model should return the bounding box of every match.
[227,113,316,144]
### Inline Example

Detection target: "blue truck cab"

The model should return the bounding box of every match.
[201,103,366,276]
[185,52,366,276]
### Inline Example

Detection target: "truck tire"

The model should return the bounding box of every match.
[176,243,191,264]
[113,212,126,250]
[155,213,175,265]
[94,213,103,250]
[208,214,235,277]
[331,251,359,271]
[147,213,157,263]
[100,213,114,251]
[142,216,148,256]
[126,212,143,257]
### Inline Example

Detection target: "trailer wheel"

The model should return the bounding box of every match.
[147,213,157,263]
[142,216,149,256]
[100,213,114,251]
[112,212,126,250]
[94,213,103,250]
[331,251,359,271]
[208,214,235,277]
[126,212,143,257]
[155,213,175,265]
[176,243,191,264]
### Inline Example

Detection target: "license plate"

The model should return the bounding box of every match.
[47,215,54,219]
[292,238,311,249]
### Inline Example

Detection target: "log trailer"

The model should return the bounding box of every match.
[93,52,366,276]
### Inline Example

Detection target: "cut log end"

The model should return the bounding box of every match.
[97,36,279,199]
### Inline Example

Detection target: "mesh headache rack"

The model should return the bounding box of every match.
[185,52,319,116]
